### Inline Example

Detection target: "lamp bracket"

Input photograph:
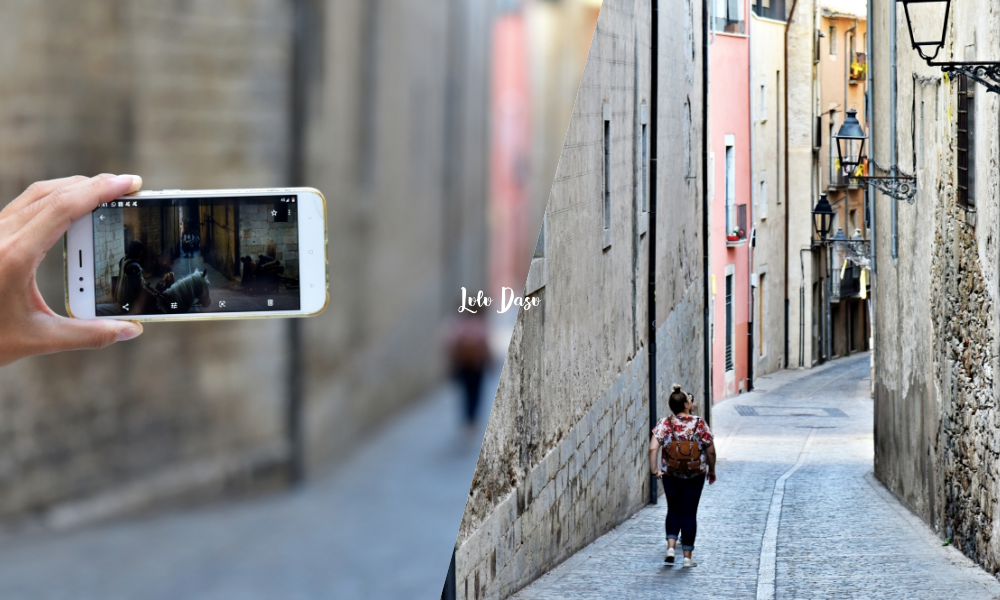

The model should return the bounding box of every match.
[852,175,918,204]
[941,64,1000,95]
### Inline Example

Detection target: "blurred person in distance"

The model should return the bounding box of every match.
[0,175,145,367]
[445,311,492,438]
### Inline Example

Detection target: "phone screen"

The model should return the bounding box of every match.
[92,195,301,316]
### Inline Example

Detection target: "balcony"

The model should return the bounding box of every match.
[726,203,748,247]
[834,263,863,300]
[829,167,864,191]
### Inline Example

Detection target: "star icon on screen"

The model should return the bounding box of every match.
[271,209,278,217]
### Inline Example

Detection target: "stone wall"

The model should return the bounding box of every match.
[238,203,298,279]
[94,211,126,304]
[871,0,1000,575]
[453,0,706,596]
[0,0,491,521]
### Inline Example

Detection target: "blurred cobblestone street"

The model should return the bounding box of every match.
[0,369,497,600]
[514,354,1000,600]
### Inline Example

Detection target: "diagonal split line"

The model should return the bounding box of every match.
[756,428,817,600]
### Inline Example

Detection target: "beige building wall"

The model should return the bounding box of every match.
[453,0,706,597]
[871,0,1000,573]
[750,13,788,377]
[784,0,818,368]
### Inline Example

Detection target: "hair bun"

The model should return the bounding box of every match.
[672,384,682,392]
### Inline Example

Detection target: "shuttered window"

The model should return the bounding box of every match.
[957,74,975,209]
[725,274,734,372]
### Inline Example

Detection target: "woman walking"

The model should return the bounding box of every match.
[649,384,717,567]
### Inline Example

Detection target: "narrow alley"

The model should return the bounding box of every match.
[512,355,1000,599]
[0,370,497,600]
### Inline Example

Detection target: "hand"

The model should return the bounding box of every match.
[0,175,145,367]
[708,471,717,485]
[652,469,663,479]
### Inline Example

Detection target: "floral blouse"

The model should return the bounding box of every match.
[652,414,714,477]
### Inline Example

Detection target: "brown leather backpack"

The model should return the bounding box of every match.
[661,417,702,475]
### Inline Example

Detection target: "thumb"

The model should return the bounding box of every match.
[40,315,143,353]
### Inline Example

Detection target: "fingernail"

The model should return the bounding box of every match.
[111,174,142,189]
[117,325,142,342]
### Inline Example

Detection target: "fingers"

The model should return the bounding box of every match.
[17,174,142,257]
[33,314,143,355]
[0,176,88,218]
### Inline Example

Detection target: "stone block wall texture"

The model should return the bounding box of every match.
[238,203,298,279]
[871,0,1000,575]
[453,0,706,597]
[0,0,491,520]
[94,211,126,304]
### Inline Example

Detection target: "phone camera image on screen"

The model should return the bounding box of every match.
[92,196,301,316]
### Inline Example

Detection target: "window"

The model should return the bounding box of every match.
[603,103,612,247]
[714,0,744,33]
[828,117,836,186]
[849,209,857,234]
[957,74,975,210]
[829,26,837,55]
[725,136,735,231]
[752,0,785,20]
[758,179,767,220]
[725,274,734,372]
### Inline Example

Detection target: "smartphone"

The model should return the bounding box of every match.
[65,188,328,321]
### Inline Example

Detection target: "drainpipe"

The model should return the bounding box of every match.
[889,0,898,259]
[783,0,800,370]
[747,15,754,392]
[649,0,660,505]
[702,0,712,425]
[285,0,317,486]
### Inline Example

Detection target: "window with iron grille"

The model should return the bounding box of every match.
[957,74,975,209]
[725,274,734,372]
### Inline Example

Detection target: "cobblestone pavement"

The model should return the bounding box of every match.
[0,369,498,600]
[514,354,1000,600]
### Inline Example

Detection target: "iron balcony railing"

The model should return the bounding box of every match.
[835,263,862,299]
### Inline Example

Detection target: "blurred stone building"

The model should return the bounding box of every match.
[0,0,491,522]
[870,0,1000,574]
[452,0,707,596]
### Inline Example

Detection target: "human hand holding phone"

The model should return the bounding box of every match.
[0,175,144,367]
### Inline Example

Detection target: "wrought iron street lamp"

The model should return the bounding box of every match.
[812,194,835,242]
[834,110,866,178]
[897,0,1000,94]
[833,110,917,203]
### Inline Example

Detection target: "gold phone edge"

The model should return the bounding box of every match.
[65,187,329,323]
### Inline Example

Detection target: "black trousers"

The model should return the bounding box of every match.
[661,473,706,551]
[454,366,484,425]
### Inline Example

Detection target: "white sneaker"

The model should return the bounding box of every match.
[682,557,698,568]
[664,547,675,563]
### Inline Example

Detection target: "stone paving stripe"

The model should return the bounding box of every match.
[756,427,817,600]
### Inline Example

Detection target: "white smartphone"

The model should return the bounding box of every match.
[65,188,328,321]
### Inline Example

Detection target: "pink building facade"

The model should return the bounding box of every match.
[709,4,752,401]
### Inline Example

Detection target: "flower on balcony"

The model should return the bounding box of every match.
[731,227,744,238]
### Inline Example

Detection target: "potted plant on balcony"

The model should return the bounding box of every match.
[727,227,744,242]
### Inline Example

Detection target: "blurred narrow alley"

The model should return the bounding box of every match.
[0,368,498,600]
